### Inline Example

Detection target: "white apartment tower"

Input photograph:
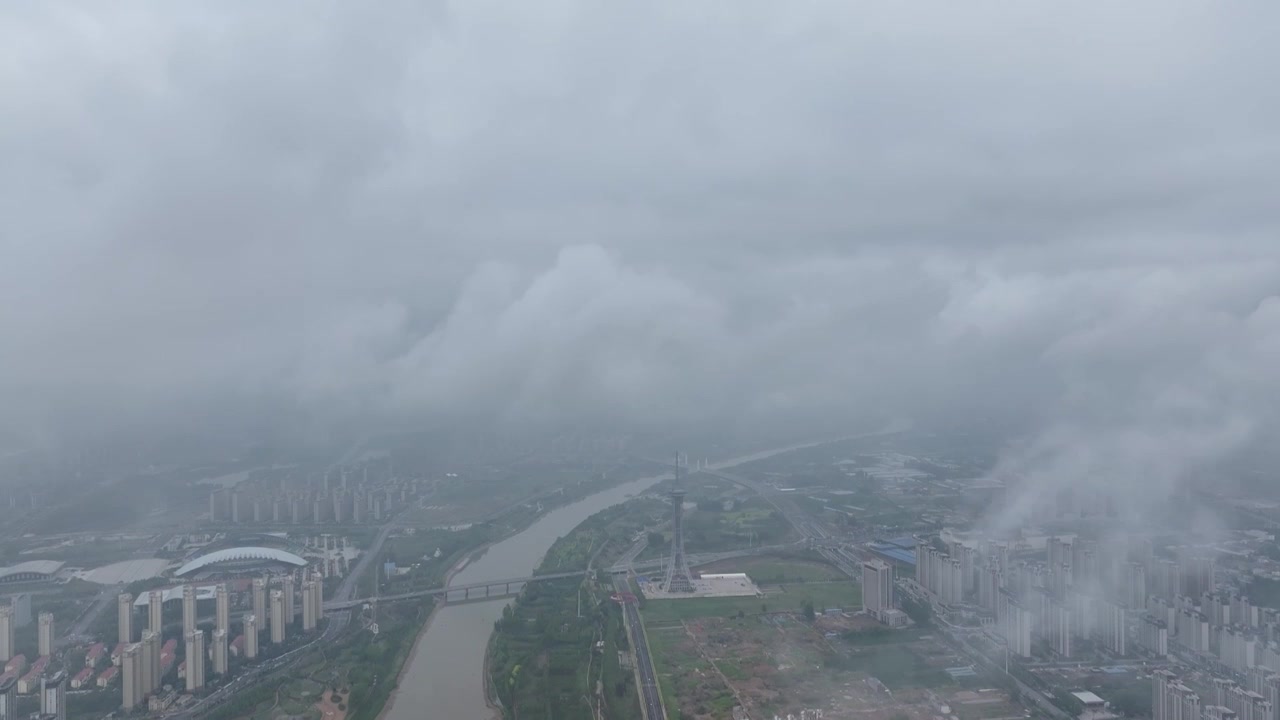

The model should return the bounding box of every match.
[117,593,134,644]
[252,578,267,636]
[148,589,164,633]
[185,630,205,691]
[0,607,12,662]
[270,590,286,644]
[243,614,259,659]
[182,584,197,636]
[212,628,228,674]
[861,559,894,620]
[122,643,142,710]
[37,612,54,657]
[215,584,230,634]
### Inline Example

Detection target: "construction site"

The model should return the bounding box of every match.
[644,615,1027,720]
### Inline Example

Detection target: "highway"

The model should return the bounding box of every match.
[58,583,121,648]
[613,573,665,720]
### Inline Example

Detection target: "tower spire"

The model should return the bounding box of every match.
[661,451,695,593]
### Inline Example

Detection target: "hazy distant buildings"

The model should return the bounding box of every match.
[37,612,54,657]
[915,538,963,605]
[1096,600,1126,656]
[211,472,420,526]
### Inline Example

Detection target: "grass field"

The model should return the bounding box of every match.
[641,581,860,623]
[695,555,847,584]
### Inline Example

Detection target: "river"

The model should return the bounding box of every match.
[382,426,905,720]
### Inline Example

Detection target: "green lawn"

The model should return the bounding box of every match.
[640,581,860,623]
[696,556,847,584]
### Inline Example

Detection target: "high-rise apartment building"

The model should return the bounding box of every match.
[118,593,134,645]
[122,644,142,710]
[182,584,197,636]
[252,579,266,636]
[9,596,29,629]
[148,589,164,633]
[40,670,66,720]
[185,630,205,691]
[212,628,228,675]
[0,675,16,720]
[302,580,317,632]
[37,612,54,657]
[283,575,295,626]
[270,590,286,644]
[0,607,12,662]
[244,615,259,659]
[215,584,230,634]
[861,560,894,620]
[142,629,161,694]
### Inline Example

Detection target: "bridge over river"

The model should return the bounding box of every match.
[323,569,588,610]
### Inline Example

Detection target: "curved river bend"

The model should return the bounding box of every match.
[382,435,886,720]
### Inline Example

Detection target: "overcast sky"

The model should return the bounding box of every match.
[3,1,1279,511]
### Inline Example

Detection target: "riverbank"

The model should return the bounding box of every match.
[377,541,493,720]
[387,429,905,720]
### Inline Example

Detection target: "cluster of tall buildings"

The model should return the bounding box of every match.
[209,466,427,525]
[1135,556,1280,673]
[1153,667,1280,720]
[119,571,325,710]
[912,533,1221,662]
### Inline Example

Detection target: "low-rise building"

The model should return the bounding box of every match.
[95,666,119,688]
[84,642,106,668]
[70,667,95,689]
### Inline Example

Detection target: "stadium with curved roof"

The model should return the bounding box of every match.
[174,547,307,578]
[0,560,64,584]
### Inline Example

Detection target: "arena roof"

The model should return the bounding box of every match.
[174,547,306,577]
[0,560,65,583]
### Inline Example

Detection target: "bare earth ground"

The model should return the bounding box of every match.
[648,612,1028,720]
[314,691,348,720]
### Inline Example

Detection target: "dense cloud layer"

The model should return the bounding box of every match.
[3,2,1279,517]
